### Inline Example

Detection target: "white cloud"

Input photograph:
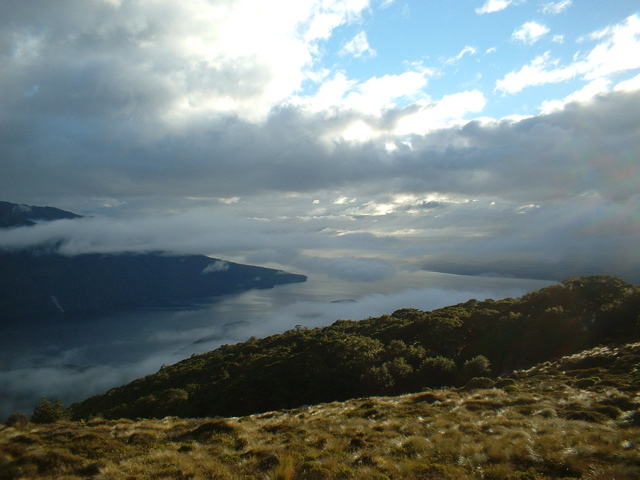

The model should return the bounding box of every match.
[497,15,640,94]
[512,21,550,45]
[394,90,487,134]
[582,14,640,80]
[615,72,640,92]
[344,71,428,113]
[539,78,611,114]
[341,31,376,57]
[202,260,230,273]
[475,0,513,15]
[291,69,430,118]
[0,0,372,125]
[444,46,477,65]
[541,1,572,15]
[495,52,575,94]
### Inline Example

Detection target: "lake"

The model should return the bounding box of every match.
[0,271,552,419]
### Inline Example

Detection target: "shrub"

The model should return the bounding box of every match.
[461,355,492,384]
[31,398,70,424]
[419,356,458,387]
[464,377,496,390]
[5,412,29,428]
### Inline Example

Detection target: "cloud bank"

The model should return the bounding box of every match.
[0,3,639,283]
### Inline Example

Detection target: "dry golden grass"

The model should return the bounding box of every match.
[3,342,640,479]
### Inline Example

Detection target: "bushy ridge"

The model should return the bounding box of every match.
[3,340,640,479]
[70,275,640,420]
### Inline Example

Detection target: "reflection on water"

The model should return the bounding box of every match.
[0,271,553,418]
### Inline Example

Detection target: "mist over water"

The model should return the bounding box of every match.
[0,272,552,420]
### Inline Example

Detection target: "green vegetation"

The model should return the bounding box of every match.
[70,275,640,420]
[3,340,640,479]
[30,399,71,425]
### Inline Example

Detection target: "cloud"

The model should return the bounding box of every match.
[340,31,376,58]
[291,69,431,116]
[0,0,370,124]
[475,0,513,15]
[0,1,639,310]
[2,84,639,285]
[541,1,571,15]
[202,260,230,273]
[512,21,550,45]
[444,46,477,66]
[326,257,396,282]
[539,78,611,113]
[497,15,640,94]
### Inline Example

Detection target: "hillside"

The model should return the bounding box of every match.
[0,201,307,321]
[70,275,640,420]
[0,251,306,321]
[2,340,640,479]
[0,201,82,228]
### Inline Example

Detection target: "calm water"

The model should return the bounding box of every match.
[0,272,552,418]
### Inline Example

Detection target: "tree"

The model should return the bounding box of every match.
[31,398,70,424]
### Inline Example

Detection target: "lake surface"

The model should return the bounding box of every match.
[0,271,552,419]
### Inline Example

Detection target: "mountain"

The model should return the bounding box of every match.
[3,321,640,479]
[0,201,307,321]
[70,275,640,420]
[0,251,307,322]
[0,200,82,227]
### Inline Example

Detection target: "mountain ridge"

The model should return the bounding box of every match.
[0,201,307,322]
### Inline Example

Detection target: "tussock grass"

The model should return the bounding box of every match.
[3,342,640,479]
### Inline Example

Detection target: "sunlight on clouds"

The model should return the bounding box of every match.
[394,90,486,134]
[539,78,611,114]
[345,71,428,113]
[292,69,430,115]
[333,196,356,205]
[340,120,376,142]
[615,73,640,92]
[125,0,373,123]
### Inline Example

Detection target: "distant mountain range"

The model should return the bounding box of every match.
[0,201,306,322]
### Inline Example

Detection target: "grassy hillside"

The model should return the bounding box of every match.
[2,340,640,479]
[70,275,640,420]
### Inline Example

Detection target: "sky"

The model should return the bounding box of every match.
[1,0,640,283]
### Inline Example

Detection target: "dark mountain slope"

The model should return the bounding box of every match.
[0,201,81,227]
[70,275,640,420]
[0,251,306,322]
[0,201,307,321]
